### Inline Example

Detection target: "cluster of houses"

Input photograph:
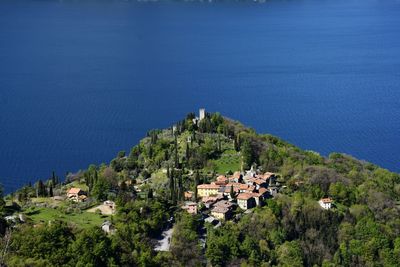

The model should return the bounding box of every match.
[183,167,280,221]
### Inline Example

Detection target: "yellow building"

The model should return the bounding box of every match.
[211,207,230,220]
[197,184,221,197]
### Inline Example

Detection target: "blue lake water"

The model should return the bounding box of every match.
[0,0,399,192]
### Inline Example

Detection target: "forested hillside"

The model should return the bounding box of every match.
[1,111,400,267]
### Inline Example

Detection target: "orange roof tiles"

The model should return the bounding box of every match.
[254,179,266,185]
[263,172,275,179]
[197,184,221,190]
[237,193,254,200]
[239,184,249,190]
[68,188,82,194]
[258,188,268,195]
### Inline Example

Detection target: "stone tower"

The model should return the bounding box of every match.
[199,108,205,121]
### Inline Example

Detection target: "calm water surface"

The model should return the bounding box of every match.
[0,0,399,192]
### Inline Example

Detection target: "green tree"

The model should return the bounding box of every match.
[230,185,235,199]
[69,227,114,267]
[241,139,255,170]
[277,241,303,267]
[194,171,199,201]
[170,213,203,266]
[92,178,110,201]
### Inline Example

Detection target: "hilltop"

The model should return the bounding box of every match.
[1,110,400,267]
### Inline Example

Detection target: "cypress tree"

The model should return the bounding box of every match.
[230,185,235,199]
[147,188,153,200]
[36,180,40,197]
[86,172,92,192]
[194,170,200,201]
[51,171,56,186]
[178,175,183,201]
[49,184,54,197]
[174,135,179,168]
[217,133,222,152]
[94,170,98,183]
[185,142,190,162]
[168,166,175,202]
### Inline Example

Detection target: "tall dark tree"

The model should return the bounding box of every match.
[241,139,255,170]
[177,175,183,201]
[168,166,175,203]
[230,185,235,199]
[194,170,200,201]
[51,171,56,186]
[49,184,54,197]
[185,142,190,163]
[147,188,153,200]
[174,134,179,168]
[234,134,240,151]
[217,133,222,152]
[36,180,46,197]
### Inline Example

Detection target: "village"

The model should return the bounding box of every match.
[181,166,333,227]
[4,109,333,242]
[181,167,279,225]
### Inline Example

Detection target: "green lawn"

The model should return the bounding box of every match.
[212,150,241,174]
[25,207,109,229]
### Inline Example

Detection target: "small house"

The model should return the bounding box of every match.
[211,200,234,220]
[183,201,198,215]
[319,198,333,210]
[67,188,86,202]
[104,200,116,210]
[184,191,194,200]
[211,207,231,220]
[237,193,256,210]
[102,221,116,234]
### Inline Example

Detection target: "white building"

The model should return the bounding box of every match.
[319,198,333,210]
[101,221,116,234]
[199,108,206,121]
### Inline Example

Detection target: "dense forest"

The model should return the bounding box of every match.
[1,111,400,267]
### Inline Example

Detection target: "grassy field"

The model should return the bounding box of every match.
[25,207,109,229]
[212,150,241,174]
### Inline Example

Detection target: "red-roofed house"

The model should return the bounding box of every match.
[202,195,224,208]
[211,207,231,220]
[211,200,235,220]
[319,198,333,210]
[67,188,86,202]
[237,193,256,210]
